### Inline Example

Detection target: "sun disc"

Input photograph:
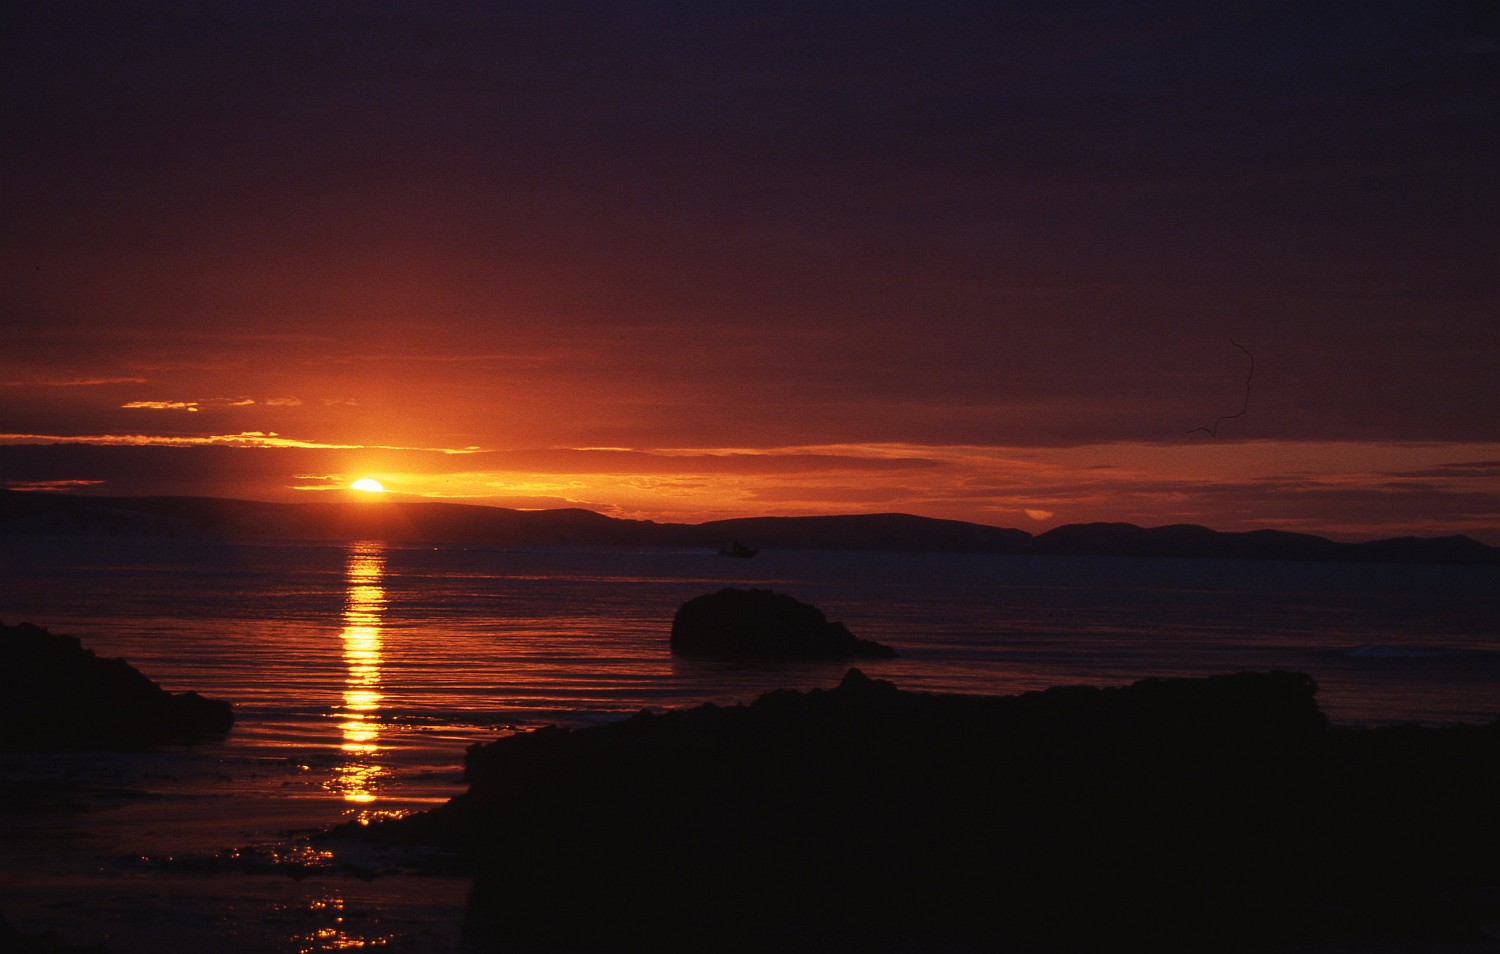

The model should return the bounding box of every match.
[350,478,385,493]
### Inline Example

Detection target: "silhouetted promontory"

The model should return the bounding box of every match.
[3,489,1497,565]
[347,669,1500,952]
[671,588,896,660]
[0,621,233,750]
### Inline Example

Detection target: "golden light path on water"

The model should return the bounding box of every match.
[335,541,386,805]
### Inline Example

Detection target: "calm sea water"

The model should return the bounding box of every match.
[2,537,1497,952]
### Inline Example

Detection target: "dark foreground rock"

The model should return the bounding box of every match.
[0,913,112,953]
[0,621,233,750]
[354,669,1500,951]
[670,588,896,660]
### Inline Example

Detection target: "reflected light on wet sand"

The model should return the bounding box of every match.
[335,542,386,804]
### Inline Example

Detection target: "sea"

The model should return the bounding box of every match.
[1,536,1497,952]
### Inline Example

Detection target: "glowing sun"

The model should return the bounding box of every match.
[350,477,386,494]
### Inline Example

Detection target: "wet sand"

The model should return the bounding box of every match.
[0,748,469,953]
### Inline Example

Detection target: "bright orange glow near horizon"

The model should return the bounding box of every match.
[350,478,386,494]
[3,432,1497,543]
[2,5,1495,545]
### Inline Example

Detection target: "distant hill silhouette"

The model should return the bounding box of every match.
[697,512,1032,553]
[0,489,1495,565]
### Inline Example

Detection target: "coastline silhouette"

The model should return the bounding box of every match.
[2,490,1495,565]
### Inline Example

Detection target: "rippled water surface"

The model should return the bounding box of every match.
[2,537,1497,951]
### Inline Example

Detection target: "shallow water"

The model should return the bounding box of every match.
[1,537,1497,950]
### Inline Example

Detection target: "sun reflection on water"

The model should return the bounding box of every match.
[334,542,387,805]
[291,895,395,952]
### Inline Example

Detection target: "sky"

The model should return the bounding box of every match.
[3,1,1498,541]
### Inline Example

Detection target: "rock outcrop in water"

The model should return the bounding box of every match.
[348,668,1500,951]
[670,588,896,660]
[0,622,233,750]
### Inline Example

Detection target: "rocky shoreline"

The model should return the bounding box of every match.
[1,621,237,952]
[343,668,1500,952]
[6,615,1498,951]
[0,621,233,752]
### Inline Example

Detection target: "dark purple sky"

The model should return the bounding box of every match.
[3,1,1497,540]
